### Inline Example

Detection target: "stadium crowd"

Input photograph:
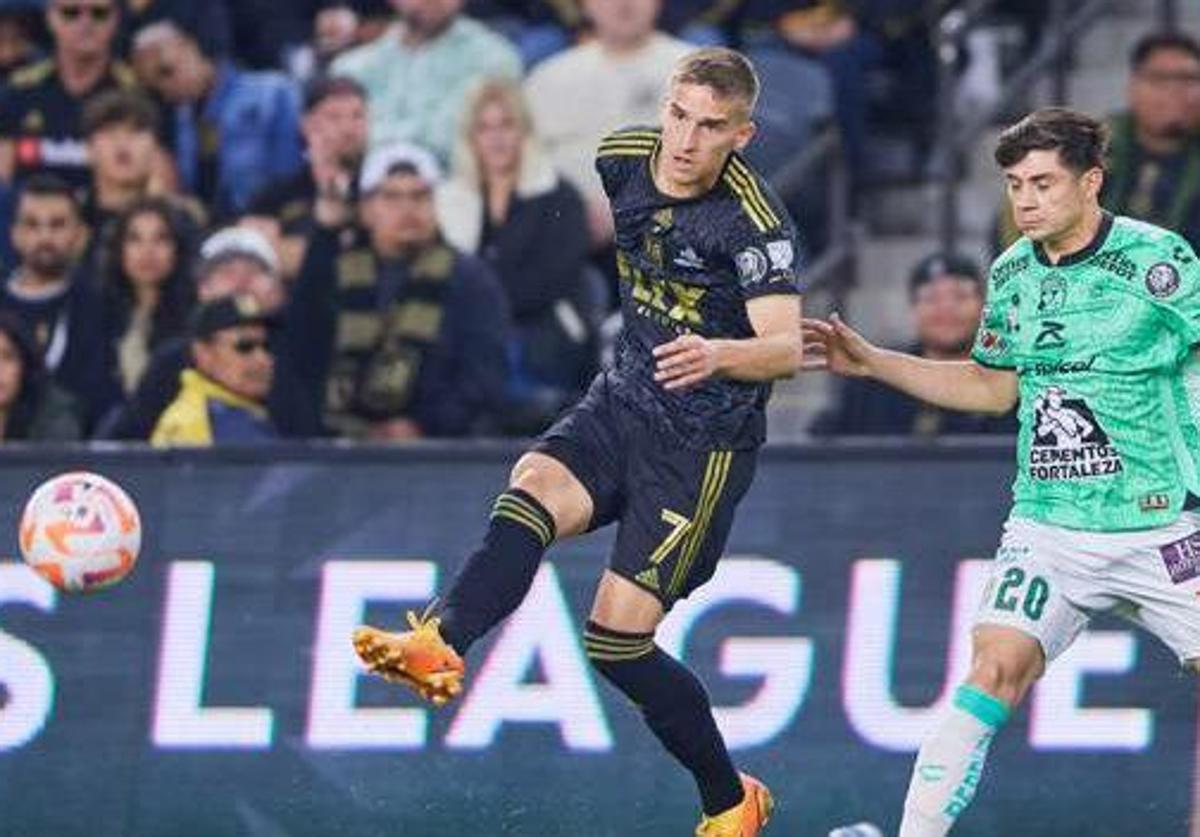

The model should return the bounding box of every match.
[0,0,1192,444]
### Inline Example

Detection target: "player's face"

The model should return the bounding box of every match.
[471,99,523,177]
[13,195,81,278]
[361,172,439,253]
[194,323,274,403]
[658,82,755,196]
[122,211,178,289]
[0,331,23,411]
[1004,149,1102,244]
[1130,47,1200,139]
[913,275,983,356]
[47,0,118,57]
[304,94,369,167]
[89,124,157,187]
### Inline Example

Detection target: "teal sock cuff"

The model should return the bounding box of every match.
[953,684,1010,728]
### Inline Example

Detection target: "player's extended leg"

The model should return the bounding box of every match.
[584,571,772,837]
[899,625,1044,837]
[353,452,593,703]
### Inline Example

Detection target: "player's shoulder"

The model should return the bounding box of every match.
[597,125,660,158]
[1104,215,1199,302]
[8,58,54,90]
[1109,214,1194,260]
[718,152,790,236]
[987,237,1036,286]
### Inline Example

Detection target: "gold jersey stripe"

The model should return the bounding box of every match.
[669,452,732,596]
[729,156,780,227]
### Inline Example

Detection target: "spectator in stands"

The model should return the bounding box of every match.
[246,76,369,281]
[132,20,304,219]
[436,79,596,412]
[287,4,364,81]
[1102,32,1200,252]
[288,142,512,439]
[465,0,579,68]
[810,253,1017,436]
[121,0,234,66]
[97,225,320,439]
[524,0,690,249]
[100,197,197,396]
[0,0,140,189]
[0,174,119,427]
[0,310,83,441]
[82,89,205,255]
[150,294,278,445]
[0,1,44,85]
[330,0,521,162]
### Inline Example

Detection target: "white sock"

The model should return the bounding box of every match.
[899,685,1010,837]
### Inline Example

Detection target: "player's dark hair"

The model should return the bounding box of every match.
[1130,31,1200,70]
[304,75,366,113]
[82,88,161,138]
[670,47,760,115]
[994,107,1109,175]
[18,174,79,215]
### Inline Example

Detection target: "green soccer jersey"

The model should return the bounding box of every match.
[972,213,1200,531]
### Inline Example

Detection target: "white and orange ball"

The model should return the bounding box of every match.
[19,472,141,593]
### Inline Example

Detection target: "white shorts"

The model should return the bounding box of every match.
[975,513,1200,663]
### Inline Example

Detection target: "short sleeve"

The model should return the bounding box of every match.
[1140,236,1200,346]
[972,266,1019,369]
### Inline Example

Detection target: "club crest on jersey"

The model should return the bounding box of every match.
[766,240,794,270]
[1028,387,1123,481]
[1037,274,1067,313]
[735,247,769,284]
[1145,262,1181,298]
[978,328,1008,355]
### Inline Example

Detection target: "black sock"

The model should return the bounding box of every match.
[584,621,744,816]
[438,489,556,655]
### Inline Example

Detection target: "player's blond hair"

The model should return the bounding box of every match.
[669,47,760,118]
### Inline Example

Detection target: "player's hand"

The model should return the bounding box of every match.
[801,314,876,377]
[653,333,720,391]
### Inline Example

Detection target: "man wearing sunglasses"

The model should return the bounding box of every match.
[151,293,279,446]
[0,0,141,189]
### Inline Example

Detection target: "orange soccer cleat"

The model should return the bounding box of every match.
[351,609,465,706]
[695,773,775,837]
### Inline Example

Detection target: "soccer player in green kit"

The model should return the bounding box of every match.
[808,107,1200,836]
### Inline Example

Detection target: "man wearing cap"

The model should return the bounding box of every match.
[288,140,511,439]
[97,225,322,439]
[810,253,1017,436]
[151,293,278,445]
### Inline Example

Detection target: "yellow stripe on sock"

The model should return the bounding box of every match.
[492,499,553,547]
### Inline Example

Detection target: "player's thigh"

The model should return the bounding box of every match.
[609,446,757,610]
[1113,513,1200,664]
[975,518,1093,665]
[588,570,665,634]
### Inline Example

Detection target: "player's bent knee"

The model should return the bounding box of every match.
[509,452,593,536]
[968,629,1044,705]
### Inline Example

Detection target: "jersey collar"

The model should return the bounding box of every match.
[1032,211,1114,267]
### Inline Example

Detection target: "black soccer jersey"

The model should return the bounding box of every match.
[0,58,140,189]
[595,126,802,450]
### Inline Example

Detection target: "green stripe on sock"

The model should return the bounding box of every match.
[953,685,1010,728]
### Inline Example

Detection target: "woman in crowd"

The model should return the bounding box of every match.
[0,312,82,441]
[436,77,597,417]
[101,198,198,396]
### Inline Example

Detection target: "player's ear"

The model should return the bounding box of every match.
[733,119,756,152]
[1082,166,1104,200]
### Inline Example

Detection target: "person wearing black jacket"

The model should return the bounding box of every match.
[289,141,512,440]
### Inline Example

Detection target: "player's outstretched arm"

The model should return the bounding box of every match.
[653,294,802,390]
[804,314,1018,415]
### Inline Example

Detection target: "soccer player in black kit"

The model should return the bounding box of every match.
[353,47,802,836]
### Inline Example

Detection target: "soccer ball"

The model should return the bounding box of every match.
[19,471,142,593]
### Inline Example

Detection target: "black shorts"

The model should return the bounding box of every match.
[533,374,757,607]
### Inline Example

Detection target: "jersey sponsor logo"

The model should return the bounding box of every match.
[1028,387,1124,481]
[1037,274,1067,313]
[1159,531,1200,583]
[15,136,88,169]
[992,254,1031,290]
[1093,250,1137,282]
[1140,493,1170,512]
[1029,357,1095,376]
[735,247,769,284]
[766,240,794,271]
[1145,262,1181,298]
[1034,320,1066,350]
